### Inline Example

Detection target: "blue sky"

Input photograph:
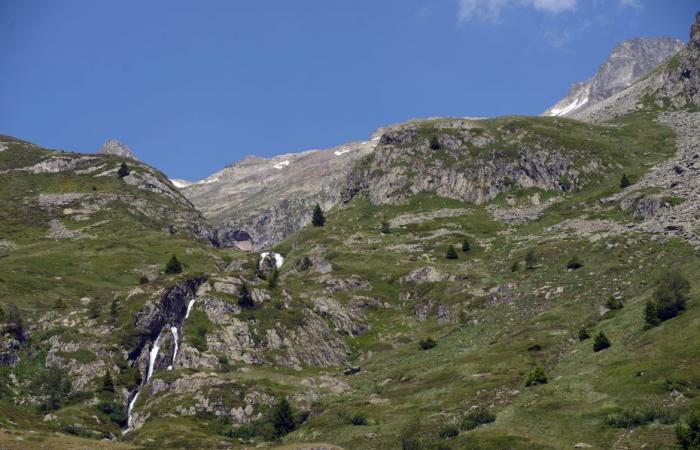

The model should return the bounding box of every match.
[0,1,696,180]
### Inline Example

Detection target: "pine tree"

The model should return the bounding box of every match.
[117,162,130,178]
[462,238,471,252]
[593,331,611,352]
[164,254,183,274]
[312,203,325,227]
[644,300,660,328]
[446,245,458,260]
[102,370,115,393]
[525,250,536,270]
[429,135,441,150]
[238,282,254,309]
[653,271,690,321]
[620,173,631,188]
[525,366,548,386]
[380,221,391,234]
[271,398,297,437]
[511,261,519,272]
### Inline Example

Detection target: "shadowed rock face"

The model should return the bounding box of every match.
[544,37,684,117]
[97,139,139,160]
[181,137,381,249]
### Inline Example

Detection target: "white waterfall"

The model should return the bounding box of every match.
[125,392,139,430]
[124,331,163,433]
[185,298,195,319]
[167,326,179,370]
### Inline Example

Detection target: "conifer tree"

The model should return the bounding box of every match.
[620,173,631,188]
[446,245,458,260]
[644,300,660,328]
[593,331,611,352]
[525,250,536,270]
[238,282,254,309]
[165,254,183,274]
[462,238,471,252]
[272,398,297,437]
[102,370,115,393]
[312,203,325,227]
[117,162,130,178]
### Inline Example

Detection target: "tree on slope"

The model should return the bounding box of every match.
[312,203,325,227]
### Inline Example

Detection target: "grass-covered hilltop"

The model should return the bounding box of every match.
[1,11,700,450]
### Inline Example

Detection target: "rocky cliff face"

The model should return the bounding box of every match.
[96,139,139,161]
[181,137,381,249]
[544,37,684,116]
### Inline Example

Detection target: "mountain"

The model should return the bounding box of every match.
[543,37,684,116]
[1,11,700,450]
[97,139,139,161]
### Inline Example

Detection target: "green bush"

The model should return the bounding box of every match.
[380,221,391,234]
[606,406,677,428]
[164,254,183,274]
[511,261,519,272]
[620,173,631,188]
[677,411,700,449]
[653,271,690,321]
[525,366,548,387]
[238,282,255,309]
[350,413,368,426]
[644,300,660,328]
[446,245,458,260]
[566,256,583,270]
[460,407,496,431]
[462,238,471,252]
[578,326,590,341]
[102,370,115,393]
[272,398,297,437]
[439,424,459,438]
[429,135,441,150]
[605,295,623,310]
[54,298,67,309]
[593,331,611,352]
[419,337,437,350]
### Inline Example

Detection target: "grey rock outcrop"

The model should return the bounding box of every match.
[96,139,139,160]
[544,37,683,116]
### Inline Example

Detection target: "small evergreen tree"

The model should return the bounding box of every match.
[620,173,631,188]
[312,203,325,227]
[117,162,130,178]
[511,261,519,272]
[164,254,183,274]
[429,135,441,150]
[238,282,255,309]
[267,266,279,288]
[677,411,700,450]
[102,370,115,393]
[578,326,590,341]
[446,245,458,260]
[380,220,391,234]
[462,238,471,252]
[653,271,690,321]
[525,366,548,386]
[271,398,297,437]
[643,300,660,328]
[593,331,611,352]
[525,250,536,270]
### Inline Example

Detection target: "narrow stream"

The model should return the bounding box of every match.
[167,326,179,370]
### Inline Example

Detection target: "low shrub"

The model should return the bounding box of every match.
[525,366,548,387]
[439,424,459,438]
[460,407,496,431]
[419,337,437,350]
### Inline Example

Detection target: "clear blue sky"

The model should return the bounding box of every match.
[0,1,696,180]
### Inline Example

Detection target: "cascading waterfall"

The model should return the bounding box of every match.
[124,330,163,433]
[185,298,195,319]
[167,326,179,370]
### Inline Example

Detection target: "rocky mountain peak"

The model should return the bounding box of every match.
[691,12,700,50]
[543,37,684,116]
[97,139,139,160]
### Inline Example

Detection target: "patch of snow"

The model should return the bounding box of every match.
[371,136,381,142]
[0,143,7,152]
[273,160,290,169]
[259,252,284,269]
[196,176,220,185]
[170,179,193,188]
[334,148,351,156]
[548,96,589,117]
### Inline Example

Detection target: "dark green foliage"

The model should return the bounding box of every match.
[605,295,623,310]
[677,411,700,449]
[380,220,391,234]
[0,304,4,321]
[102,370,115,393]
[460,408,496,431]
[429,135,441,150]
[439,424,459,438]
[295,256,312,271]
[644,300,660,328]
[419,337,437,350]
[606,406,677,428]
[4,302,25,341]
[566,256,582,270]
[525,366,548,386]
[525,250,536,270]
[267,266,279,288]
[461,238,471,252]
[139,275,149,284]
[350,412,368,426]
[578,326,591,341]
[653,271,690,321]
[117,162,130,178]
[238,282,255,309]
[165,254,183,274]
[271,397,297,437]
[54,298,66,309]
[620,173,631,188]
[98,400,127,427]
[312,203,325,227]
[35,368,72,412]
[511,261,519,272]
[445,245,458,260]
[593,331,611,352]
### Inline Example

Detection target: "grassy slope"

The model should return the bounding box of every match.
[1,111,698,449]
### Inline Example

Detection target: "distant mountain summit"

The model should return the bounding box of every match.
[544,37,684,116]
[96,139,139,160]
